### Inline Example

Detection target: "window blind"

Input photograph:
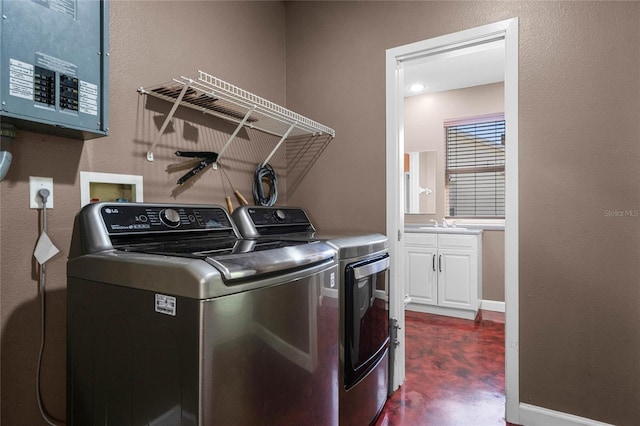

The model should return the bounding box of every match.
[445,118,505,218]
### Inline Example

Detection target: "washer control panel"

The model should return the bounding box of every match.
[99,204,234,234]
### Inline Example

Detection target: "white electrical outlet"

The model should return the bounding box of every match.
[29,176,54,209]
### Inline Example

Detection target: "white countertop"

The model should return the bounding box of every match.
[404,224,484,235]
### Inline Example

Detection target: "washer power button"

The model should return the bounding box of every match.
[274,209,286,222]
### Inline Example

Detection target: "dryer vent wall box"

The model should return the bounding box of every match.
[0,0,109,140]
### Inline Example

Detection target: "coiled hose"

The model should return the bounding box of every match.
[252,163,278,206]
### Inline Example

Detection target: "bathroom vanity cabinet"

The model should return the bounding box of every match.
[404,229,482,320]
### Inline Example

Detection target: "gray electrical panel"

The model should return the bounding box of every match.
[0,0,108,140]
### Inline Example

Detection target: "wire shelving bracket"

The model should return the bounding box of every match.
[138,70,335,166]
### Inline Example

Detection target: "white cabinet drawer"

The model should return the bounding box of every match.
[405,232,438,248]
[437,234,477,250]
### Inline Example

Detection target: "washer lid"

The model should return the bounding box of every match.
[67,245,336,299]
[204,240,335,282]
[124,237,335,283]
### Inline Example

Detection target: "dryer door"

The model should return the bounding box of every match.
[344,254,390,389]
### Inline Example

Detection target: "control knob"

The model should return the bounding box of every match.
[274,209,286,222]
[159,208,181,228]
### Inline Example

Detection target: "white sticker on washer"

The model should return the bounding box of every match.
[155,294,176,316]
[330,272,336,288]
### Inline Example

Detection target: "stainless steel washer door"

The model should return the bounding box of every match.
[68,262,338,426]
[200,263,339,425]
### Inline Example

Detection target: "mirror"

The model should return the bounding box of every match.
[404,150,436,214]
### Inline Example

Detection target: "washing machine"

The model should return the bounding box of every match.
[67,202,339,425]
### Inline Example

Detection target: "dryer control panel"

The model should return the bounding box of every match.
[232,206,316,238]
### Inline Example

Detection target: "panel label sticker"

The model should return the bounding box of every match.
[79,80,99,116]
[31,0,77,20]
[155,294,176,316]
[35,52,77,77]
[9,59,34,100]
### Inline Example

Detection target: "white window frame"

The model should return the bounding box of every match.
[445,113,505,220]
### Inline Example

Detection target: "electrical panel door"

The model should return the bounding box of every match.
[0,0,108,140]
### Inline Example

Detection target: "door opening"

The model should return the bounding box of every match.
[385,18,519,424]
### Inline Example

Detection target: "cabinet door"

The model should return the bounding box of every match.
[405,246,437,305]
[437,249,476,310]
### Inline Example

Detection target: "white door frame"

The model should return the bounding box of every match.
[385,18,520,423]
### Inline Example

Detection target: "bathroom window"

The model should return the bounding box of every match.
[445,114,505,218]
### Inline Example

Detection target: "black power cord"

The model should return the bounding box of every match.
[252,163,278,206]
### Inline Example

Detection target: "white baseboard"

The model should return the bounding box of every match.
[481,299,505,312]
[519,403,613,426]
[405,302,477,320]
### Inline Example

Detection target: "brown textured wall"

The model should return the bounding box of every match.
[285,1,639,425]
[483,230,505,302]
[518,2,640,422]
[0,2,287,425]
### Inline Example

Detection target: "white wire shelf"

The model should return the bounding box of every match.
[138,70,335,164]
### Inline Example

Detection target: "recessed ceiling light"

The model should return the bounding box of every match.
[409,83,425,92]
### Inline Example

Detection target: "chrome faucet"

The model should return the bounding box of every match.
[441,218,458,228]
[430,219,439,228]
